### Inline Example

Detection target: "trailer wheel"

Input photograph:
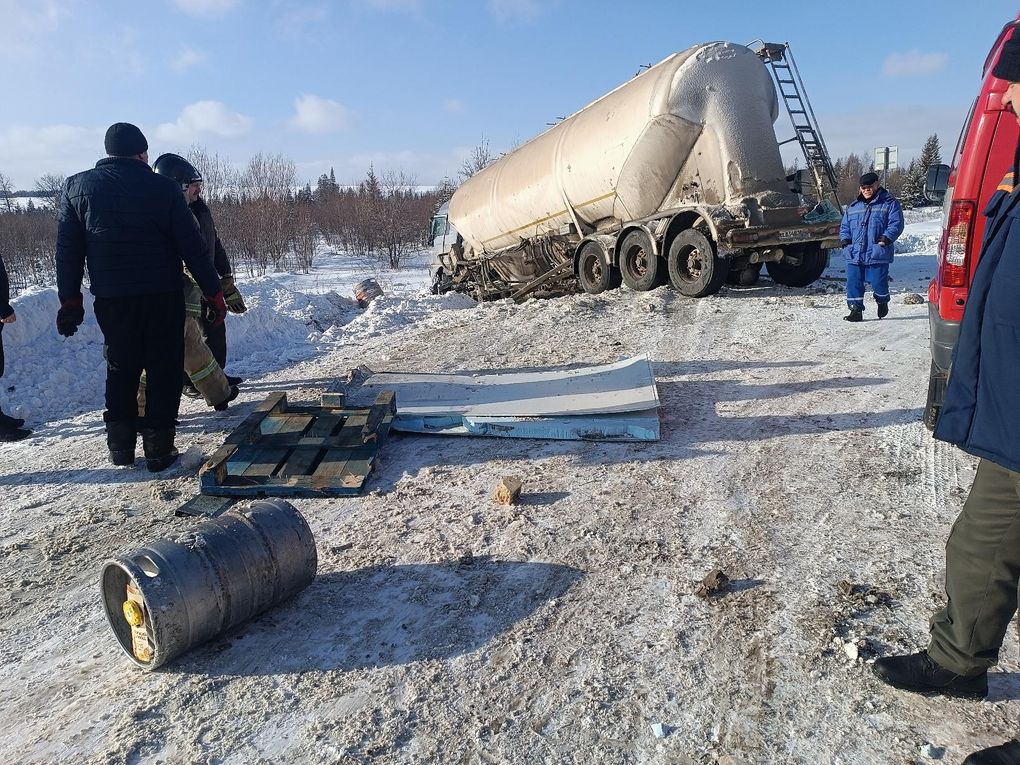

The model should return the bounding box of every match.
[667,229,726,297]
[618,230,665,291]
[577,241,620,294]
[766,243,829,288]
[726,263,762,287]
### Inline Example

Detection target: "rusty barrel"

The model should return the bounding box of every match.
[353,277,383,307]
[100,499,317,670]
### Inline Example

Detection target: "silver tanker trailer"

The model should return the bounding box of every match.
[430,41,843,301]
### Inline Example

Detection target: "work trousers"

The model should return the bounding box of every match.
[201,307,227,370]
[845,262,890,310]
[928,458,1020,676]
[94,291,184,429]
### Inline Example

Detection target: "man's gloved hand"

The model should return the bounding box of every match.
[840,239,852,248]
[205,291,228,327]
[221,275,247,314]
[878,237,890,245]
[56,295,85,338]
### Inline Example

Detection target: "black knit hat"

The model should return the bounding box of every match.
[859,172,879,186]
[993,35,1020,82]
[104,122,148,157]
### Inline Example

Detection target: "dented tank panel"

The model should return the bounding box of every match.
[449,42,791,257]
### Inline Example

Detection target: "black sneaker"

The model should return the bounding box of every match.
[964,740,1020,765]
[872,650,987,699]
[182,384,202,399]
[844,308,864,322]
[213,385,240,412]
[877,303,889,319]
[0,426,31,442]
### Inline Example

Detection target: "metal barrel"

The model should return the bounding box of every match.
[100,499,317,670]
[353,277,383,307]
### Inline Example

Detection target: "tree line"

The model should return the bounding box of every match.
[0,150,454,296]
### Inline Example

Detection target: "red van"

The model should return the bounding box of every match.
[923,15,1020,429]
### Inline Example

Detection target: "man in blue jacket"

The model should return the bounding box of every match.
[838,171,904,322]
[871,34,1020,765]
[55,123,226,472]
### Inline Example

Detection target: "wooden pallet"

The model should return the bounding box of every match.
[198,390,396,498]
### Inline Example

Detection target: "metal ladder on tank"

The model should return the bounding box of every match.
[750,41,842,212]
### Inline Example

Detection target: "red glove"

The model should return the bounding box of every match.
[205,291,228,327]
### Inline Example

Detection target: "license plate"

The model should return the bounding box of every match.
[777,229,807,240]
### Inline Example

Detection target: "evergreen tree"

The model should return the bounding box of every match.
[918,134,943,171]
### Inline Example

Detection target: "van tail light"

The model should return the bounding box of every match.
[938,200,975,288]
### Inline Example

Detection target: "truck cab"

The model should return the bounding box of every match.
[923,15,1020,429]
[428,201,461,294]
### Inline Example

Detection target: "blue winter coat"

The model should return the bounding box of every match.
[839,187,904,265]
[56,157,220,301]
[934,170,1020,473]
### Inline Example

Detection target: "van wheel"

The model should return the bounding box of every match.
[924,360,948,432]
[667,229,726,297]
[577,241,621,294]
[619,229,665,291]
[766,243,829,287]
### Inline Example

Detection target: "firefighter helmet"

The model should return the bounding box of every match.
[153,153,203,187]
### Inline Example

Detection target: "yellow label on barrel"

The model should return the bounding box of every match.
[124,582,153,662]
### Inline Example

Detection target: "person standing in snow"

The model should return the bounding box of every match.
[145,153,238,411]
[181,158,246,389]
[871,35,1020,765]
[55,123,226,472]
[837,171,904,322]
[0,256,31,442]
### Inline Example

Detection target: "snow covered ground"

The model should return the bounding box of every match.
[3,210,1015,764]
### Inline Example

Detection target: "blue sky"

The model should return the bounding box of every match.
[2,0,1018,189]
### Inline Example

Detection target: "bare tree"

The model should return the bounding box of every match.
[34,173,66,215]
[186,144,239,202]
[459,136,495,180]
[0,172,14,213]
[376,170,424,269]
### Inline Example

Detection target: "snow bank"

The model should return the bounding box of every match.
[1,279,476,426]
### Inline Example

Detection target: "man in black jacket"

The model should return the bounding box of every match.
[0,256,31,442]
[55,123,226,472]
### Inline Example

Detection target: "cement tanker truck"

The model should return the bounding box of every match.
[430,41,843,301]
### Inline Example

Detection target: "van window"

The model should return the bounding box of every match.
[952,99,977,169]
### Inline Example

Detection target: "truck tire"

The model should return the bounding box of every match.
[667,229,726,297]
[577,241,621,294]
[618,229,665,291]
[766,243,829,288]
[726,263,762,286]
[923,360,948,432]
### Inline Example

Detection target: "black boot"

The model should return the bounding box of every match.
[105,420,137,466]
[872,650,987,699]
[844,307,864,322]
[877,302,889,319]
[964,740,1020,765]
[140,426,179,473]
[213,384,240,412]
[0,412,25,429]
[0,424,31,442]
[225,375,243,387]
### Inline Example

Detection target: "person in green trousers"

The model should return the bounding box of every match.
[871,34,1020,765]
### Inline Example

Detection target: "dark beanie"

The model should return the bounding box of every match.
[104,122,148,156]
[859,171,879,186]
[993,35,1020,82]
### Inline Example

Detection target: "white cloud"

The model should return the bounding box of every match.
[881,49,948,78]
[488,0,544,23]
[0,124,105,188]
[171,46,206,73]
[156,101,253,143]
[173,0,241,17]
[445,99,465,114]
[0,0,63,57]
[288,94,350,133]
